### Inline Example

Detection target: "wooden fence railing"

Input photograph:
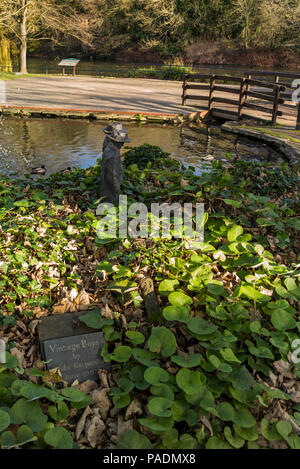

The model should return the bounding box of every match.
[182,73,300,128]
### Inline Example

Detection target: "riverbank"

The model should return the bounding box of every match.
[221,121,300,164]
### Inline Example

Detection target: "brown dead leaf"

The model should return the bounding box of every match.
[75,406,93,440]
[290,392,300,403]
[98,370,110,388]
[28,320,40,334]
[274,359,292,376]
[258,287,273,296]
[52,299,76,314]
[91,388,112,420]
[101,303,114,320]
[10,347,26,368]
[180,179,189,188]
[42,368,63,385]
[75,289,90,309]
[117,416,133,438]
[200,416,213,437]
[125,399,143,420]
[85,414,105,448]
[78,380,98,394]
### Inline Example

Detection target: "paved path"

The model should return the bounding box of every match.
[3,75,298,128]
[5,76,197,115]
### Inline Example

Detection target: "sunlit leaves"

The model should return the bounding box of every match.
[168,291,193,307]
[162,305,189,322]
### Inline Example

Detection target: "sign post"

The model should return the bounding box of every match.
[58,58,80,76]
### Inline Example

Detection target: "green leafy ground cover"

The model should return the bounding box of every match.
[0,144,299,449]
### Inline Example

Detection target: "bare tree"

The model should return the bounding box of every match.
[231,0,259,49]
[0,0,93,74]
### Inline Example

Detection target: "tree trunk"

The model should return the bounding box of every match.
[244,14,249,49]
[19,0,28,74]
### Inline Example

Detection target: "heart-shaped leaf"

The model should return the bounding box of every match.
[176,368,206,394]
[144,367,169,386]
[162,305,189,323]
[187,317,218,336]
[148,397,173,417]
[148,327,176,357]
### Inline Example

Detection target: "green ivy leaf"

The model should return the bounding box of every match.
[148,397,173,417]
[162,305,189,323]
[138,416,174,432]
[176,368,206,395]
[206,436,232,449]
[118,430,152,449]
[159,279,179,294]
[44,427,73,449]
[220,348,241,364]
[168,291,193,307]
[132,349,159,367]
[0,409,10,432]
[48,402,69,421]
[227,225,243,242]
[217,402,235,421]
[112,393,131,409]
[271,309,296,331]
[9,398,48,432]
[171,354,202,368]
[17,425,37,446]
[187,317,218,336]
[0,431,16,449]
[79,309,113,329]
[61,388,87,402]
[233,405,256,428]
[224,426,245,449]
[110,346,132,362]
[148,327,176,357]
[144,367,169,386]
[125,331,145,345]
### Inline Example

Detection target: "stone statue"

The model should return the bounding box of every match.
[99,122,130,204]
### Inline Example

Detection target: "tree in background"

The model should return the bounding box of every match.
[258,0,300,48]
[229,0,259,49]
[0,32,12,72]
[0,0,92,73]
[1,0,299,65]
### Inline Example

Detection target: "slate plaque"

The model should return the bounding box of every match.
[39,313,109,384]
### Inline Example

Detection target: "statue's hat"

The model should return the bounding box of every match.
[103,122,130,143]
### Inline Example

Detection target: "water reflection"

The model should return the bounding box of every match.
[0,117,284,177]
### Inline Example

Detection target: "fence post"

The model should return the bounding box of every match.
[245,74,251,100]
[182,74,188,106]
[208,74,216,111]
[296,102,300,130]
[168,64,172,80]
[238,78,247,120]
[272,85,281,125]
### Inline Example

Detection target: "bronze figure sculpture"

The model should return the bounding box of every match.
[99,122,130,204]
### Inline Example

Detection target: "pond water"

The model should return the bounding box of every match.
[13,57,299,77]
[0,117,285,178]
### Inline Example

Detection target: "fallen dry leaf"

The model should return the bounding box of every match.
[78,380,98,394]
[91,388,112,420]
[125,398,143,420]
[75,406,93,440]
[85,414,105,448]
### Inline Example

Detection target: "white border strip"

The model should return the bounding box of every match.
[0,80,6,105]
